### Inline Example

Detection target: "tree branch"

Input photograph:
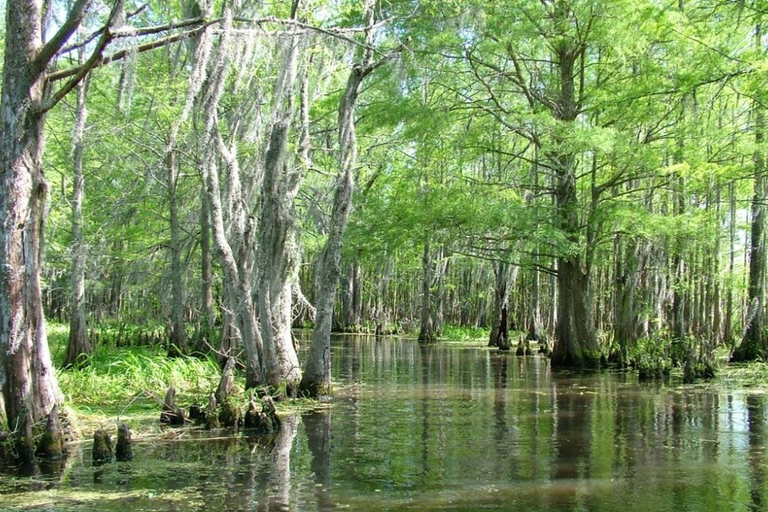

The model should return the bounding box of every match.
[33,0,93,76]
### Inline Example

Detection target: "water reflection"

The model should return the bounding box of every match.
[1,335,767,512]
[303,410,334,511]
[747,394,765,512]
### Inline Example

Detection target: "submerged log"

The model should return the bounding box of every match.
[35,405,65,460]
[92,429,113,464]
[115,424,133,461]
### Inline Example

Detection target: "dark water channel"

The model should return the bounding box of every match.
[2,335,768,511]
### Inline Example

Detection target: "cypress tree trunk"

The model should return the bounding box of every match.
[196,19,264,387]
[0,0,89,462]
[63,73,90,368]
[734,96,768,361]
[351,258,362,329]
[724,182,736,345]
[200,187,215,349]
[548,5,598,367]
[167,150,187,356]
[671,177,687,345]
[418,236,435,342]
[489,261,512,349]
[300,0,385,396]
[257,33,302,393]
[433,248,447,337]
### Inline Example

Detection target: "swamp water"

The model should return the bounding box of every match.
[1,335,767,511]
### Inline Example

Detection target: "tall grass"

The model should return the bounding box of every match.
[57,347,222,408]
[49,323,224,419]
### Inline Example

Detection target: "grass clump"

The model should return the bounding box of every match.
[57,346,222,409]
[52,322,224,435]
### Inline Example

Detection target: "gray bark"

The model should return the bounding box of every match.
[200,186,215,348]
[300,0,382,397]
[167,150,187,356]
[257,33,302,393]
[1,0,89,460]
[198,20,264,386]
[204,154,263,386]
[63,71,90,368]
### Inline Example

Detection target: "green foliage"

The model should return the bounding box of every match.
[440,324,491,341]
[634,334,672,381]
[56,340,222,412]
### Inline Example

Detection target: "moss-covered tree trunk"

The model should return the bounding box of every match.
[550,34,598,367]
[300,0,385,397]
[1,0,90,462]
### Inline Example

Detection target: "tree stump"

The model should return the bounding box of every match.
[219,401,242,429]
[115,424,133,461]
[215,358,236,405]
[244,395,262,430]
[205,394,220,430]
[92,429,113,464]
[188,404,206,425]
[244,395,281,434]
[36,405,65,460]
[160,386,176,424]
[515,334,529,356]
[160,386,186,426]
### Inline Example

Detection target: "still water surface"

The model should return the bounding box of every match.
[1,335,767,511]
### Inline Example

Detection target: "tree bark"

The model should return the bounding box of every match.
[167,150,187,356]
[418,236,435,342]
[63,72,90,368]
[0,0,87,461]
[200,186,215,349]
[197,20,264,387]
[489,261,513,349]
[548,6,598,367]
[257,33,302,394]
[300,2,381,397]
[734,93,768,361]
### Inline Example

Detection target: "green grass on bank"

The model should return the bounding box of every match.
[47,323,326,437]
[48,323,225,435]
[439,324,492,341]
